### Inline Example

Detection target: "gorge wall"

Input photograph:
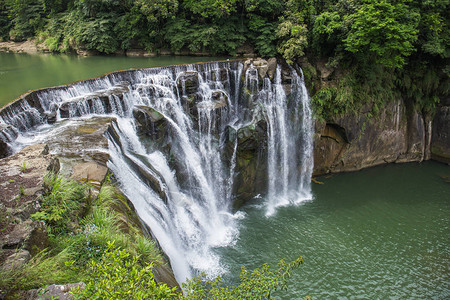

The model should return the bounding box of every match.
[313,100,442,175]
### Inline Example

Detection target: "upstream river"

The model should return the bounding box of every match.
[0,52,226,107]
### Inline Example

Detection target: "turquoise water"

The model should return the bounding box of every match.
[218,161,450,299]
[0,52,226,107]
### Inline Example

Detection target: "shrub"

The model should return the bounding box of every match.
[72,241,177,300]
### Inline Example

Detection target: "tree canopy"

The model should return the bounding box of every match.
[0,0,448,113]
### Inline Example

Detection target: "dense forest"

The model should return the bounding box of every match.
[0,0,449,115]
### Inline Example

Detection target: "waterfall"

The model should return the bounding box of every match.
[0,60,314,283]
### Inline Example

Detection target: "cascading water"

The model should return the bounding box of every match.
[0,60,314,284]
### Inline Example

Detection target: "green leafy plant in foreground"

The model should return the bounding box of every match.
[71,241,178,300]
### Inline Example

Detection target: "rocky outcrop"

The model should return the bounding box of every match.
[431,99,450,163]
[227,120,268,208]
[22,283,86,300]
[313,99,435,175]
[0,144,58,275]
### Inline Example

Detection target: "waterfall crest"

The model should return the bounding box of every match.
[0,60,314,283]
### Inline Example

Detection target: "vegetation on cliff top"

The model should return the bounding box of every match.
[0,0,448,117]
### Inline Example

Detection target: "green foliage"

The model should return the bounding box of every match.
[72,241,177,300]
[247,14,278,57]
[5,0,45,41]
[31,173,87,234]
[277,19,308,64]
[0,0,12,40]
[182,257,304,299]
[183,0,237,18]
[136,0,178,22]
[164,16,246,55]
[344,0,420,68]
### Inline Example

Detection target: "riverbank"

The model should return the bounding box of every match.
[0,40,257,58]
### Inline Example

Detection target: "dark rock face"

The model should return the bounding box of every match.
[176,71,199,95]
[431,101,450,163]
[227,120,268,208]
[133,105,168,143]
[313,99,434,175]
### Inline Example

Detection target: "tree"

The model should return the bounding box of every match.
[344,0,419,68]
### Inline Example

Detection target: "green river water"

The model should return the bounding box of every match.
[1,52,448,299]
[0,52,226,107]
[218,161,450,299]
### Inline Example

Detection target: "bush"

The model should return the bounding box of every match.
[72,241,177,300]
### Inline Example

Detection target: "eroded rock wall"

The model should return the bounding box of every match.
[313,98,438,175]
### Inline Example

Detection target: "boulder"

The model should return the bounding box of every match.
[267,58,277,80]
[71,162,108,185]
[132,106,168,141]
[41,117,113,169]
[23,282,86,300]
[1,249,31,272]
[1,220,48,256]
[176,72,199,95]
[243,58,270,80]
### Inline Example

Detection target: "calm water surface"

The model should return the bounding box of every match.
[218,161,450,299]
[0,52,226,107]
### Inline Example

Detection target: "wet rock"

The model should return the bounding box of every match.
[267,58,277,80]
[0,137,9,159]
[227,120,269,208]
[0,124,17,158]
[197,91,229,111]
[236,120,267,151]
[176,71,199,95]
[243,58,270,80]
[210,68,229,82]
[44,112,57,124]
[133,106,167,141]
[58,83,129,119]
[133,105,164,123]
[42,117,112,169]
[211,91,229,109]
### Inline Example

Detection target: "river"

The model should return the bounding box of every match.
[0,52,226,107]
[217,161,450,299]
